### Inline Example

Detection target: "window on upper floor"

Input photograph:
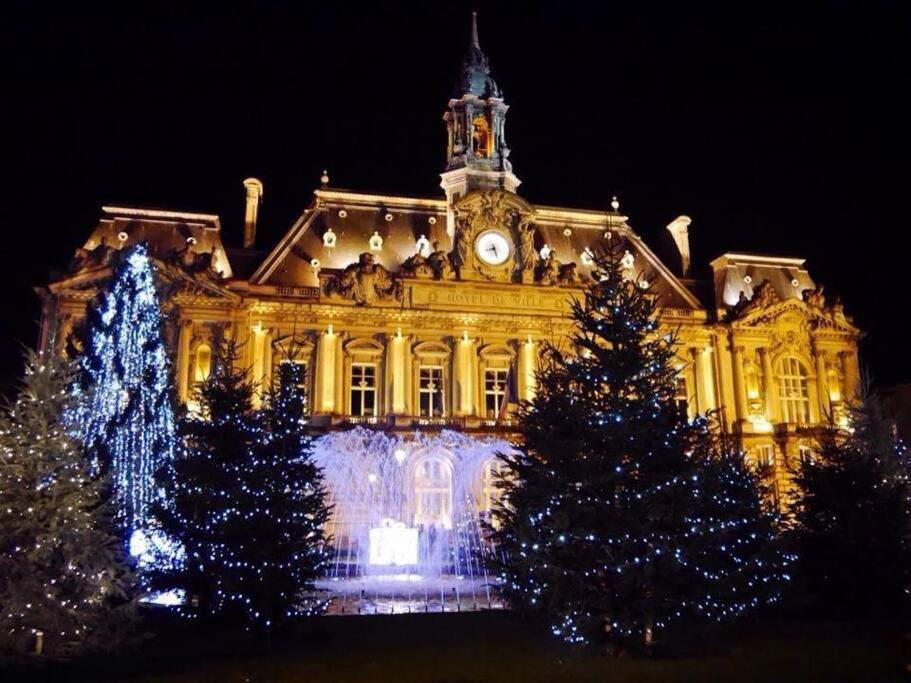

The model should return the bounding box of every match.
[674,373,689,415]
[350,363,377,416]
[194,343,211,384]
[484,368,509,419]
[279,359,309,414]
[419,366,445,418]
[777,356,810,425]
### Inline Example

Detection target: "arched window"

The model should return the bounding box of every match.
[413,457,452,529]
[194,343,211,383]
[777,356,810,424]
[472,114,491,158]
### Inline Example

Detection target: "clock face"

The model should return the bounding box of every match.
[475,230,511,266]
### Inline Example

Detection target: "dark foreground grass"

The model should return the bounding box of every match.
[7,611,909,683]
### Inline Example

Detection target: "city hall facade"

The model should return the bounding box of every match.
[39,16,861,511]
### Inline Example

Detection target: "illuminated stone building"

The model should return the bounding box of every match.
[39,13,861,517]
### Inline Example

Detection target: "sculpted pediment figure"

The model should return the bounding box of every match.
[324,252,402,305]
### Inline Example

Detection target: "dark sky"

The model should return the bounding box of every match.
[3,1,909,394]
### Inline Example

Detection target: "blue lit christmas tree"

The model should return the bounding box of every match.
[156,339,331,627]
[489,242,790,651]
[79,243,177,546]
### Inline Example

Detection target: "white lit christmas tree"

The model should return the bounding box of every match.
[0,351,136,657]
[79,243,177,545]
[489,241,790,650]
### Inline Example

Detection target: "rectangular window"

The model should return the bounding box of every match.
[755,444,775,470]
[778,357,810,425]
[674,374,689,415]
[350,363,377,416]
[419,366,444,417]
[281,360,309,414]
[484,368,509,419]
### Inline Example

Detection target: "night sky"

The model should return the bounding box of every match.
[3,2,909,395]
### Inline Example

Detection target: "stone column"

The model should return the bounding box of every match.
[840,351,860,402]
[315,328,339,414]
[731,344,749,423]
[386,332,408,415]
[518,337,537,402]
[692,346,717,414]
[177,320,192,404]
[759,347,779,423]
[454,335,476,416]
[815,349,830,420]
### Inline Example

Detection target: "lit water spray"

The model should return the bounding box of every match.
[311,427,513,613]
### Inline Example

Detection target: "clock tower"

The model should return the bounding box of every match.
[440,12,521,239]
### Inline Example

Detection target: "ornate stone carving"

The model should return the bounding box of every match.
[323,252,402,305]
[450,189,535,281]
[557,262,580,285]
[400,253,435,280]
[729,279,780,319]
[427,241,454,280]
[802,285,826,308]
[517,214,537,276]
[536,251,560,286]
[70,237,115,272]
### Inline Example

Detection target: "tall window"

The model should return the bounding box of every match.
[674,373,689,415]
[414,457,452,529]
[350,363,377,416]
[755,444,775,470]
[472,114,491,158]
[194,343,211,383]
[798,445,815,466]
[419,366,444,417]
[281,359,309,413]
[481,458,506,515]
[777,356,810,424]
[484,368,509,419]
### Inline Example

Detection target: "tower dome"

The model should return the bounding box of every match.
[455,12,502,99]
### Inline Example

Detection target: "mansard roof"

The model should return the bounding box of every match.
[249,187,703,310]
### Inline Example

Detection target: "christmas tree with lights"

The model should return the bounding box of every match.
[79,243,177,545]
[792,387,911,616]
[0,351,136,657]
[157,339,331,627]
[490,241,789,650]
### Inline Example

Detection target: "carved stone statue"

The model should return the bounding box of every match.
[174,245,223,281]
[730,279,780,318]
[70,236,115,272]
[517,217,537,274]
[324,252,402,305]
[537,251,560,286]
[557,262,581,285]
[452,212,474,269]
[427,240,454,280]
[803,285,826,308]
[400,247,435,279]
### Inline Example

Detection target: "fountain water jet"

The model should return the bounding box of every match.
[311,427,513,614]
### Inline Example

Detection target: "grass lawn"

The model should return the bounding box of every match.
[12,611,909,683]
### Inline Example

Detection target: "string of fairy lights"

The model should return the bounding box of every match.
[78,244,177,545]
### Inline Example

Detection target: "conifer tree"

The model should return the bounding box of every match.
[793,387,911,616]
[157,340,331,627]
[79,243,177,543]
[0,351,135,657]
[490,243,789,649]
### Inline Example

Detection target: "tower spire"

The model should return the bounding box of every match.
[470,10,480,49]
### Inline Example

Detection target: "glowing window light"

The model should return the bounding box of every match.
[369,520,418,566]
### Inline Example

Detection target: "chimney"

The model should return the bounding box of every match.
[242,177,264,248]
[666,215,692,277]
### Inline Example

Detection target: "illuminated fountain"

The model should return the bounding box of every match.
[312,427,513,614]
